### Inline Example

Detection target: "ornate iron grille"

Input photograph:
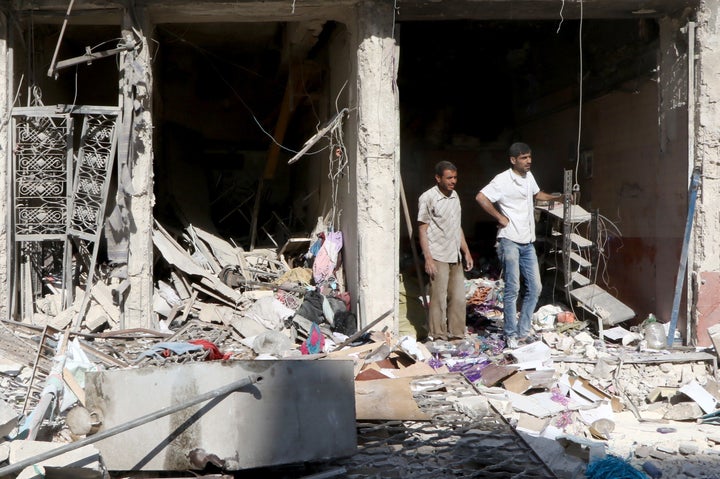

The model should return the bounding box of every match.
[68,113,119,239]
[12,114,72,239]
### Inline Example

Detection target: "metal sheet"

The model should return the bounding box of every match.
[84,360,356,471]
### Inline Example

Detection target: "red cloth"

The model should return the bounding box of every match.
[189,339,231,360]
[300,323,325,355]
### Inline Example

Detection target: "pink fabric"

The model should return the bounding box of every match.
[312,247,334,284]
[312,231,343,284]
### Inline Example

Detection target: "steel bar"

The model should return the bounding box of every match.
[667,168,701,347]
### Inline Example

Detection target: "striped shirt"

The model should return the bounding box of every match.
[418,186,462,263]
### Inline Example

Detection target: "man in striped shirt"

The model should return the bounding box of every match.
[418,161,474,341]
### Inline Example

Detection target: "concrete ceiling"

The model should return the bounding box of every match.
[395,0,698,21]
[3,0,698,24]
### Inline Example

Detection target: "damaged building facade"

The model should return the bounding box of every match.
[0,0,717,346]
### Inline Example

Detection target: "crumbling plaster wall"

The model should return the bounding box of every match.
[692,0,720,346]
[657,15,690,340]
[346,0,400,330]
[519,77,682,324]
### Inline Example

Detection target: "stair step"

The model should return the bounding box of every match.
[570,233,593,248]
[572,272,591,286]
[569,252,592,268]
[549,231,594,249]
[570,284,636,326]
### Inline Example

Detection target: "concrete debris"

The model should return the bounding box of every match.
[9,440,102,478]
[0,399,19,438]
[2,224,720,478]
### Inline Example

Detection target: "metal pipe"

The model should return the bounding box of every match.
[0,374,262,477]
[46,0,76,77]
[686,20,696,346]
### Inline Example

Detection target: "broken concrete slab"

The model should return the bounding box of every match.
[198,303,237,326]
[0,399,18,437]
[663,402,704,421]
[83,305,109,333]
[230,316,270,338]
[0,357,24,376]
[9,440,102,479]
[83,360,356,471]
[451,395,490,419]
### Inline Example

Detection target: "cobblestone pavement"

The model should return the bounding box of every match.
[328,373,560,479]
[233,373,560,479]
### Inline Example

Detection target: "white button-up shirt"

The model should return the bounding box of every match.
[480,169,540,243]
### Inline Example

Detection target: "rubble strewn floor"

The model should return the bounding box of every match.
[330,373,560,479]
[5,223,720,478]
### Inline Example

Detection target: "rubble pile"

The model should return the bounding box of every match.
[0,223,719,477]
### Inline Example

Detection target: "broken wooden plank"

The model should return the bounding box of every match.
[63,367,86,406]
[90,282,120,328]
[177,290,199,326]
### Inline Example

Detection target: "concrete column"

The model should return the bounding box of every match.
[0,13,7,320]
[693,1,720,345]
[120,10,154,328]
[352,1,400,331]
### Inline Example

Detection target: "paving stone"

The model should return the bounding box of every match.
[654,444,678,455]
[679,442,700,455]
[634,445,652,458]
[682,462,709,477]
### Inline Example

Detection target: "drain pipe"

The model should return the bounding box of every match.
[0,374,262,477]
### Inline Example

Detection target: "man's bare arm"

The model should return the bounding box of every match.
[417,222,437,279]
[535,191,562,202]
[476,192,509,227]
[460,230,473,272]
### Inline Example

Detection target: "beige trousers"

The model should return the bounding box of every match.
[427,261,466,340]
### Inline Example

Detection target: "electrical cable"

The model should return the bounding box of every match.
[556,0,565,34]
[574,0,584,190]
[156,26,330,157]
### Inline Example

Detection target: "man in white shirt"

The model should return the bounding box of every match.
[475,143,560,349]
[418,161,474,341]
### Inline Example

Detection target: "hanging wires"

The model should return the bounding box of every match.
[328,122,348,230]
[326,81,350,230]
[573,0,584,191]
[157,26,328,157]
[557,0,565,34]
